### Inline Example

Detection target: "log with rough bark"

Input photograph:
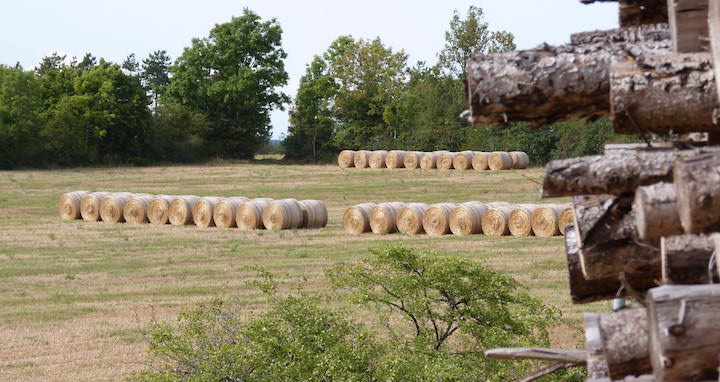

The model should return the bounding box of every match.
[579,0,668,27]
[570,23,670,45]
[565,224,656,303]
[542,146,720,197]
[611,52,718,135]
[585,308,652,380]
[661,234,718,284]
[466,37,670,127]
[483,347,586,364]
[674,152,720,233]
[668,0,709,53]
[633,182,683,240]
[647,284,720,381]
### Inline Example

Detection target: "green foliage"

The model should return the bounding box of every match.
[141,50,171,108]
[135,247,569,382]
[168,9,289,159]
[0,64,43,169]
[149,102,210,163]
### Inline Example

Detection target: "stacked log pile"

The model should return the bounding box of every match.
[466,1,720,380]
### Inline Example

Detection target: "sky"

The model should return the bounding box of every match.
[0,0,618,139]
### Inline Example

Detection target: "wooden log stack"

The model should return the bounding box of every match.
[468,1,720,380]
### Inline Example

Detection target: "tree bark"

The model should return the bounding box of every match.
[585,308,652,380]
[674,152,720,233]
[570,23,670,45]
[466,38,670,127]
[661,234,718,284]
[633,182,683,240]
[611,53,718,135]
[579,0,668,27]
[647,284,720,381]
[542,146,720,198]
[668,0,710,53]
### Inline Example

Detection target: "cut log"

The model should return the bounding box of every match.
[633,182,682,240]
[565,224,656,303]
[570,23,670,45]
[661,234,718,284]
[542,146,720,197]
[584,308,652,380]
[484,347,585,364]
[466,33,670,126]
[668,0,709,53]
[579,0,668,27]
[647,284,720,381]
[611,53,718,135]
[674,152,720,233]
[710,0,720,102]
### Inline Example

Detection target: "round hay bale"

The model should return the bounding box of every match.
[488,152,513,170]
[168,195,201,226]
[343,203,376,234]
[449,201,487,236]
[558,206,575,235]
[298,200,328,228]
[420,152,440,169]
[481,203,514,236]
[148,195,176,225]
[452,151,475,170]
[423,203,457,236]
[262,199,303,230]
[437,152,457,170]
[508,204,542,237]
[471,152,490,171]
[100,192,136,223]
[58,191,88,220]
[403,151,423,169]
[213,197,249,228]
[338,150,356,168]
[353,150,372,168]
[396,203,429,235]
[193,197,224,228]
[236,198,273,230]
[509,151,530,169]
[385,150,407,169]
[368,150,388,169]
[370,202,406,234]
[123,195,157,224]
[531,204,568,237]
[81,192,113,221]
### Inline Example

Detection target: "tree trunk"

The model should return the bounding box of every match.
[579,0,669,27]
[611,53,718,135]
[674,152,720,233]
[585,308,652,380]
[466,38,670,127]
[647,284,720,381]
[633,182,683,240]
[542,146,720,198]
[661,234,718,284]
[570,23,670,45]
[668,0,709,53]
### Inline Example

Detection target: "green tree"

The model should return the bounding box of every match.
[168,9,289,158]
[0,64,43,168]
[122,53,140,75]
[141,50,171,108]
[438,6,516,79]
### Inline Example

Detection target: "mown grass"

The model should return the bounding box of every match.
[0,162,604,381]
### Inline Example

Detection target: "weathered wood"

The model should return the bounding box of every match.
[647,284,720,381]
[633,182,682,240]
[542,146,720,198]
[585,308,652,380]
[570,23,670,45]
[565,223,656,303]
[674,152,720,233]
[661,234,718,284]
[668,0,710,53]
[611,52,718,135]
[466,38,670,127]
[579,0,669,27]
[483,347,586,364]
[709,0,720,114]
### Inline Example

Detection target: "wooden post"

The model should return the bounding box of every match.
[709,0,720,103]
[634,183,683,240]
[647,284,720,381]
[674,152,720,233]
[585,308,652,379]
[668,0,710,53]
[661,234,717,284]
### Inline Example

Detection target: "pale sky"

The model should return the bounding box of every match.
[0,1,618,139]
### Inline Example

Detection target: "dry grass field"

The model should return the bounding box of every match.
[0,161,605,381]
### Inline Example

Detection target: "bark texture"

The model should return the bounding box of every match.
[647,285,720,381]
[674,152,720,233]
[570,23,670,45]
[661,234,718,284]
[611,53,718,135]
[633,182,683,240]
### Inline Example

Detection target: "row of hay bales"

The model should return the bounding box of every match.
[338,150,530,170]
[343,201,573,237]
[58,191,327,230]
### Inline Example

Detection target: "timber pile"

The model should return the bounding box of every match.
[343,201,571,237]
[468,1,720,380]
[59,191,327,230]
[337,150,530,170]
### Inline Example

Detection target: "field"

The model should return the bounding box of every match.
[0,162,604,381]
